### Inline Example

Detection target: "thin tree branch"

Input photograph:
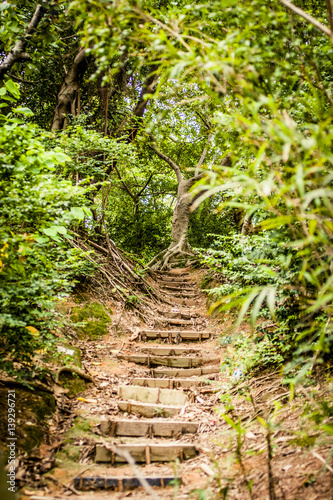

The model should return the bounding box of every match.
[195,133,212,176]
[149,140,183,184]
[7,72,37,85]
[137,173,153,197]
[0,2,48,78]
[195,110,212,130]
[326,0,333,44]
[277,0,331,37]
[113,164,136,201]
[128,64,159,141]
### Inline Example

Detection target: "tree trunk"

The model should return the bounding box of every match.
[51,48,87,130]
[169,179,193,252]
[148,176,203,270]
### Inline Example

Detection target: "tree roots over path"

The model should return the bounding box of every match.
[147,235,197,271]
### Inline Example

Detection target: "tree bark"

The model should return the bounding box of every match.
[147,139,207,270]
[241,213,254,235]
[128,65,159,141]
[0,2,48,80]
[170,176,203,252]
[51,48,87,130]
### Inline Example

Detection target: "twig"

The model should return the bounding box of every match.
[114,448,161,500]
[266,427,276,500]
[312,451,333,473]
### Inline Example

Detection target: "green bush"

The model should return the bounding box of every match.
[0,82,86,373]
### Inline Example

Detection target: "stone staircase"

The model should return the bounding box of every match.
[73,268,221,494]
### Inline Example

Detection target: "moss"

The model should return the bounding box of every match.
[70,302,112,340]
[66,417,100,439]
[21,424,44,452]
[0,388,56,453]
[63,444,80,461]
[58,372,87,396]
[73,292,90,304]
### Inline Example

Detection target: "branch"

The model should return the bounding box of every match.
[51,48,87,130]
[195,110,212,130]
[149,140,183,184]
[128,64,159,141]
[113,164,136,201]
[0,3,48,78]
[137,172,153,197]
[8,72,37,85]
[195,133,212,176]
[326,0,333,44]
[277,0,331,37]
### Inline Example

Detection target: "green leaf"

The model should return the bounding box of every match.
[54,151,71,163]
[70,207,85,220]
[5,79,20,98]
[13,107,34,116]
[0,87,6,96]
[321,424,333,435]
[82,206,93,217]
[56,226,67,235]
[35,236,49,244]
[257,416,268,428]
[43,227,58,237]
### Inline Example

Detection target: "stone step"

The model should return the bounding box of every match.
[159,275,194,282]
[118,401,183,418]
[117,354,220,368]
[139,330,211,341]
[157,309,198,319]
[161,284,196,291]
[172,298,198,306]
[163,290,199,298]
[156,268,192,276]
[140,346,201,356]
[74,476,178,491]
[133,377,208,389]
[118,385,187,405]
[100,419,199,437]
[156,317,199,326]
[152,365,220,378]
[95,443,198,463]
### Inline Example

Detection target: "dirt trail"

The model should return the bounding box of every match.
[21,268,333,500]
[35,267,226,499]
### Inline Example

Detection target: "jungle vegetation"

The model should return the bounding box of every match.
[1,0,333,392]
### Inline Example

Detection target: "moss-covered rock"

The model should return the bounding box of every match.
[0,388,56,454]
[58,371,87,396]
[70,302,112,340]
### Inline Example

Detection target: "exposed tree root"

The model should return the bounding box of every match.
[0,377,54,394]
[147,236,197,271]
[55,366,95,384]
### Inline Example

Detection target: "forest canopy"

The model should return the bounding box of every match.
[1,0,333,381]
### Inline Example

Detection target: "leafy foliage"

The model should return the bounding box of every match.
[0,83,86,371]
